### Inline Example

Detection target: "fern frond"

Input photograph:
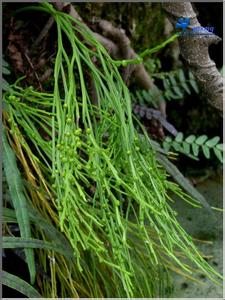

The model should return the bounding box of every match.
[163,133,224,163]
[131,69,199,107]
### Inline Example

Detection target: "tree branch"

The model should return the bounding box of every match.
[162,3,223,114]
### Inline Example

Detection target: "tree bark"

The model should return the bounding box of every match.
[163,3,223,115]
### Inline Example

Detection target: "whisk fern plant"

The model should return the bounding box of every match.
[2,2,222,297]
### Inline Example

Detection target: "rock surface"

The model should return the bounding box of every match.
[171,172,223,298]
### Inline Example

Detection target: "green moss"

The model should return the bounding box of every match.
[74,3,165,53]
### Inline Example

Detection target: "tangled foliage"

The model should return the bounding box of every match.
[2,3,222,297]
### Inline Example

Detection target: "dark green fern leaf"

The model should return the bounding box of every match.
[178,69,191,94]
[202,145,210,159]
[213,148,223,163]
[188,70,199,93]
[206,136,220,148]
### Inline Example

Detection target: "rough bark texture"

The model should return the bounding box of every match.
[162,3,223,115]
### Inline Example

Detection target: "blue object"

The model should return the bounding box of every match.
[175,17,190,31]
